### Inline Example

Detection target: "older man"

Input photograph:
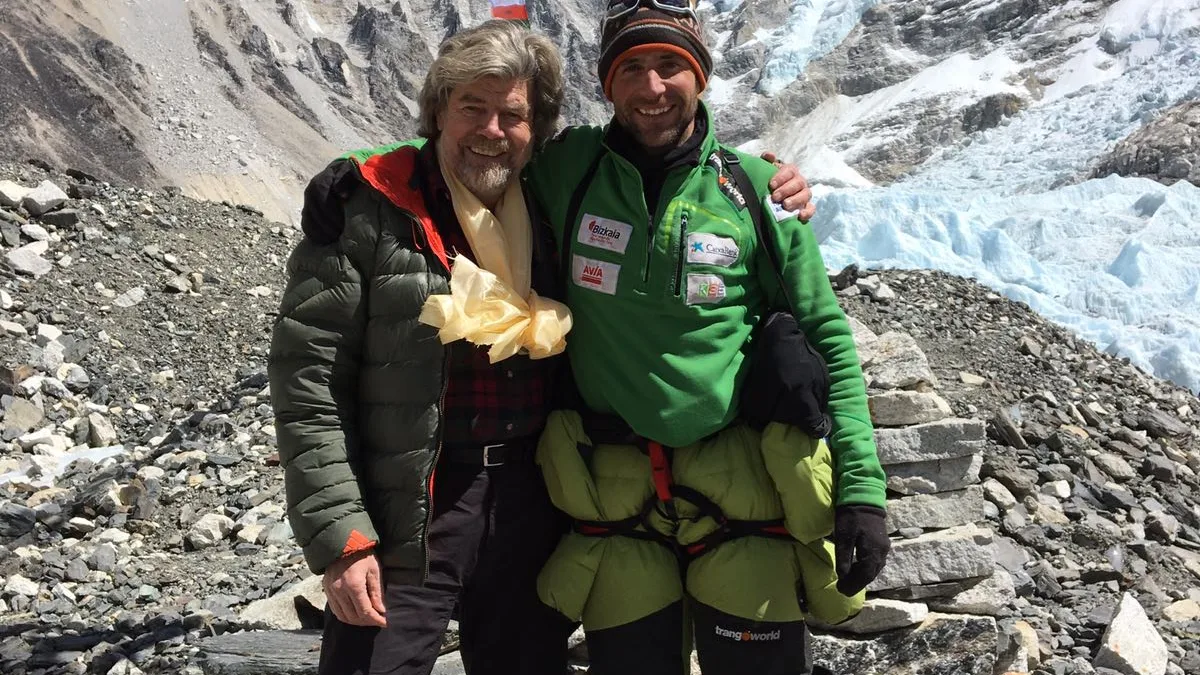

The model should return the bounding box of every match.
[268,21,575,675]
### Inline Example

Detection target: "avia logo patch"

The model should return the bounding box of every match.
[714,626,782,642]
[686,232,739,267]
[577,214,632,254]
[686,273,726,305]
[572,255,620,295]
[581,263,603,285]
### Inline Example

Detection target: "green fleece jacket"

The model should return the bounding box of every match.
[525,105,886,507]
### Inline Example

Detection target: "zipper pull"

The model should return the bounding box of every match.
[674,209,689,297]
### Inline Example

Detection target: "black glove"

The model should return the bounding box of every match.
[740,311,831,437]
[833,504,890,596]
[300,158,358,245]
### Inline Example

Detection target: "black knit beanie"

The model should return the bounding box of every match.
[597,6,712,100]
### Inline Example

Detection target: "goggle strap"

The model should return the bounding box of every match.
[602,0,697,35]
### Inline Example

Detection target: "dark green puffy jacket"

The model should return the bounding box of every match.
[269,146,450,576]
[269,144,558,576]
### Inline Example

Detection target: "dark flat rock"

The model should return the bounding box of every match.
[196,630,320,675]
[195,630,467,675]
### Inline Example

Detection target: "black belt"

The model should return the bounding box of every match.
[439,437,538,468]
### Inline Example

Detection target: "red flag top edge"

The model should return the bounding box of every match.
[490,0,529,21]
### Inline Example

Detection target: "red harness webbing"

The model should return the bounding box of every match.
[647,441,674,504]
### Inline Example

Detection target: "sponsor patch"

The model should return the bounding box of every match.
[572,255,620,295]
[708,154,748,210]
[686,273,726,305]
[577,214,633,254]
[766,195,801,223]
[714,625,783,642]
[686,232,740,267]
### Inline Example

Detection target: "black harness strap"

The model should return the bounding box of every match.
[670,484,791,558]
[668,485,727,524]
[574,495,669,544]
[720,149,797,317]
[560,151,606,287]
[569,413,794,558]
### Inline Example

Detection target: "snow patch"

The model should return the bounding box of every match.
[705,74,738,106]
[0,446,128,488]
[759,0,881,94]
[903,38,1198,194]
[766,49,1026,165]
[1102,0,1200,45]
[1043,0,1199,101]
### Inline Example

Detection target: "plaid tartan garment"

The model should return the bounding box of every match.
[440,334,553,445]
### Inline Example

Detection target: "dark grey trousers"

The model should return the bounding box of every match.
[317,460,575,675]
[585,598,821,675]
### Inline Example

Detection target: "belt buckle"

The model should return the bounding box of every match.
[482,443,505,468]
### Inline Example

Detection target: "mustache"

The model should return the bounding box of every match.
[627,94,679,106]
[465,138,510,155]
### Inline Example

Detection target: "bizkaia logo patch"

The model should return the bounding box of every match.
[577,214,633,254]
[714,626,782,642]
[686,232,739,267]
[572,255,620,295]
[686,273,726,305]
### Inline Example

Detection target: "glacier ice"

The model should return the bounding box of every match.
[765,0,1200,393]
[815,176,1200,393]
[757,0,881,95]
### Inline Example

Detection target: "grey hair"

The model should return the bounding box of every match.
[418,20,564,145]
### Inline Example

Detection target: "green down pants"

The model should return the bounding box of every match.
[535,411,864,632]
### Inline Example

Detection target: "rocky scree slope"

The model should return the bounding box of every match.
[841,267,1200,673]
[0,166,1197,673]
[0,162,300,673]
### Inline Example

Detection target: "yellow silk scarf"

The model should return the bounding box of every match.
[417,163,572,363]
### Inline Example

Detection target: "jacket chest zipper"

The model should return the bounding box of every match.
[423,308,450,581]
[642,212,654,283]
[673,209,689,297]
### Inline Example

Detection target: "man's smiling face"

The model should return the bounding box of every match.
[609,50,699,154]
[436,76,534,206]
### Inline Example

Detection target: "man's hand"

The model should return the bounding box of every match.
[833,505,891,596]
[324,549,387,627]
[761,151,816,223]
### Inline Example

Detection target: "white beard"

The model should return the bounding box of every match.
[457,161,511,205]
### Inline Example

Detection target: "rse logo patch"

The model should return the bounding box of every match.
[686,273,726,305]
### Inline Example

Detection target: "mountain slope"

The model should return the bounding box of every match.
[1,0,1198,390]
[0,0,612,225]
[8,0,1193,223]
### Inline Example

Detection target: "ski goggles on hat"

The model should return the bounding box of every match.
[603,0,697,31]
